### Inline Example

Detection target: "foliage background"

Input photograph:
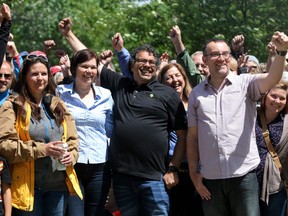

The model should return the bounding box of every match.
[6,0,288,67]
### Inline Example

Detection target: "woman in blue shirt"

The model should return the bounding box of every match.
[57,49,113,216]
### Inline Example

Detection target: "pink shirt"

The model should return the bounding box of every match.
[188,72,261,179]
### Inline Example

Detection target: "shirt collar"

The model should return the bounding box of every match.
[204,71,235,88]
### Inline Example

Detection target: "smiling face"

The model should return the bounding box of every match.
[75,58,97,87]
[265,87,287,114]
[162,66,185,96]
[131,51,157,85]
[26,62,48,98]
[203,41,231,79]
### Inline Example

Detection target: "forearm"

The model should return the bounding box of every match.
[172,39,185,55]
[64,31,87,53]
[116,47,132,79]
[177,50,202,87]
[265,53,275,72]
[169,130,187,169]
[186,127,200,176]
[258,53,285,93]
[0,19,11,67]
[2,184,12,216]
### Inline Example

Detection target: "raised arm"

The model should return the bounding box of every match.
[58,17,87,53]
[231,34,245,60]
[257,31,288,94]
[0,3,11,68]
[169,25,202,88]
[112,32,132,79]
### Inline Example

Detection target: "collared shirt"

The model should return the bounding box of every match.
[57,82,113,164]
[188,72,261,179]
[101,67,187,180]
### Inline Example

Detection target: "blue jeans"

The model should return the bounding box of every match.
[113,173,169,216]
[12,189,69,216]
[202,171,260,216]
[260,188,287,216]
[65,162,111,216]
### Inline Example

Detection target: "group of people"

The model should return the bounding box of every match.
[0,5,288,216]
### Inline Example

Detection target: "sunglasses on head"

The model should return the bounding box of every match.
[26,54,48,63]
[0,73,12,79]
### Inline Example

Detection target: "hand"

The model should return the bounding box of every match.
[60,151,72,166]
[59,54,71,77]
[267,41,277,56]
[43,40,56,52]
[163,172,179,189]
[8,33,13,41]
[237,53,249,68]
[45,141,66,158]
[6,41,19,57]
[55,49,66,58]
[111,33,124,52]
[58,17,72,37]
[271,31,288,51]
[1,3,11,21]
[190,173,211,200]
[169,25,182,44]
[157,52,169,71]
[99,50,113,66]
[231,34,245,52]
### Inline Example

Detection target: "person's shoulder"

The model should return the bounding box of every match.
[57,82,73,93]
[2,93,19,108]
[93,84,112,95]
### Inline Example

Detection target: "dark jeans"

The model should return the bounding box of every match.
[12,189,69,216]
[113,173,169,216]
[259,188,287,216]
[202,171,260,216]
[169,164,203,216]
[66,162,111,216]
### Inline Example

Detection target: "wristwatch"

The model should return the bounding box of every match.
[276,50,287,56]
[167,166,179,173]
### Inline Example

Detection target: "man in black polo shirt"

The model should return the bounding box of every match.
[99,45,187,216]
[58,18,187,216]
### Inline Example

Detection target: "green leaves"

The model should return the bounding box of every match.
[9,0,288,67]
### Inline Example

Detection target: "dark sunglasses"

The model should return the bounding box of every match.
[26,54,48,63]
[0,73,12,79]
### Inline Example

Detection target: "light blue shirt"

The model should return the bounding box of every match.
[57,83,113,164]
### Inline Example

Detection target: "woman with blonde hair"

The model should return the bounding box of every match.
[158,62,203,216]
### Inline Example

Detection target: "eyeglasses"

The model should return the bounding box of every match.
[0,73,12,79]
[26,54,48,63]
[195,63,207,68]
[205,51,230,59]
[136,58,156,66]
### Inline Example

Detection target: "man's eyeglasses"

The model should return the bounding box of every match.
[205,51,230,59]
[0,73,12,79]
[26,54,48,63]
[195,63,208,68]
[136,58,156,66]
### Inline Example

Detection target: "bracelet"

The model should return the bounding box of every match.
[167,165,179,173]
[276,50,287,56]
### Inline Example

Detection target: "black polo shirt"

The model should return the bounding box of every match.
[101,67,187,180]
